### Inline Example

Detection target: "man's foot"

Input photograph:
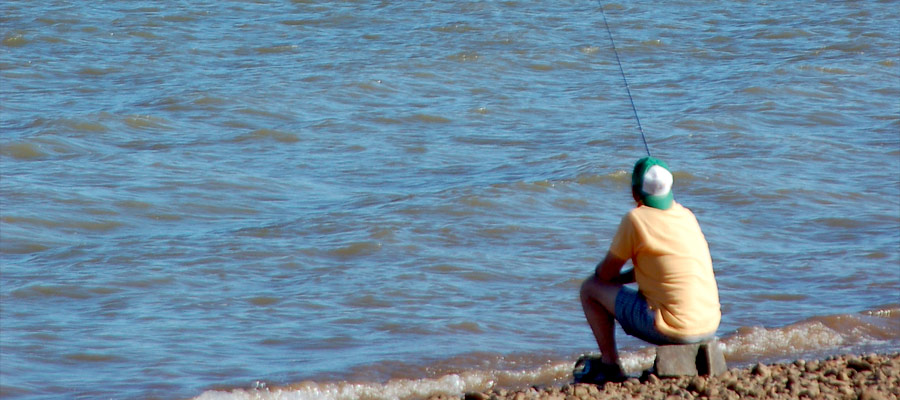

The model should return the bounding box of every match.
[572,354,627,385]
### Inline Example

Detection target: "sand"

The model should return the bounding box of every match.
[429,353,899,400]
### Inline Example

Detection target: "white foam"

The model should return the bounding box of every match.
[718,307,900,363]
[195,307,900,400]
[722,322,844,359]
[195,351,667,400]
[195,365,557,400]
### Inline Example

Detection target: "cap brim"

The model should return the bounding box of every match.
[643,191,673,210]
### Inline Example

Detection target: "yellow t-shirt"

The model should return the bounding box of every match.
[609,202,721,338]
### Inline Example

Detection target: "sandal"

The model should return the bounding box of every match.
[573,354,627,385]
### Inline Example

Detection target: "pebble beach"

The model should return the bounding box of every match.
[440,353,900,400]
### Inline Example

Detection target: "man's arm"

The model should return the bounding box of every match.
[594,252,634,284]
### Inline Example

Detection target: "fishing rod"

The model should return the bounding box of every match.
[597,3,652,157]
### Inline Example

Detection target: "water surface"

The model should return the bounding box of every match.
[1,1,898,399]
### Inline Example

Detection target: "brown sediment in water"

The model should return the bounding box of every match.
[432,353,899,400]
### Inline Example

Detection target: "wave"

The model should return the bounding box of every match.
[193,305,899,400]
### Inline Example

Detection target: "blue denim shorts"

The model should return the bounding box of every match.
[614,286,713,345]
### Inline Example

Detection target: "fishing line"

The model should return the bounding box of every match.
[597,3,652,156]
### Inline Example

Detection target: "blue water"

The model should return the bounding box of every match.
[1,1,898,399]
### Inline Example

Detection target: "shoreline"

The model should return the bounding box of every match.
[432,352,899,400]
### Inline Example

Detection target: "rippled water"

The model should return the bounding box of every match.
[1,1,898,399]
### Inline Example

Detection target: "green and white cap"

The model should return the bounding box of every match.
[631,157,674,210]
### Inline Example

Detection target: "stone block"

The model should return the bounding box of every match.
[653,338,727,378]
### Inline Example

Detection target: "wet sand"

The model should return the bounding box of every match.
[433,353,899,400]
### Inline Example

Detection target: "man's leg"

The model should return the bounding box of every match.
[580,275,623,364]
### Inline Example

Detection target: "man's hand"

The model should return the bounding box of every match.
[609,268,635,285]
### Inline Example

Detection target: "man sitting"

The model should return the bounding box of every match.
[576,157,721,384]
